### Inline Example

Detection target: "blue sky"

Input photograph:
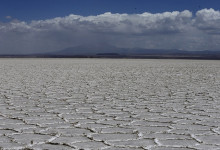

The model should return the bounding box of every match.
[1,0,220,21]
[1,0,220,54]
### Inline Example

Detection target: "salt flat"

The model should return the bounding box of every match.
[0,58,220,150]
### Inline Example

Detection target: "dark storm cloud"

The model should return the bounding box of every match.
[0,9,220,54]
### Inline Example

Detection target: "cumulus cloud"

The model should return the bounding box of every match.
[194,8,220,34]
[29,10,192,35]
[0,9,220,54]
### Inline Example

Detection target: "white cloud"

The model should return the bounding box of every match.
[0,9,220,54]
[29,10,192,35]
[194,8,220,34]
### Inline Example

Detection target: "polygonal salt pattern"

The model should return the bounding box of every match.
[0,58,220,149]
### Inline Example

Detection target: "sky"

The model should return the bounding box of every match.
[0,0,220,54]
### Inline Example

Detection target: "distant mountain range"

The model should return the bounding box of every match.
[49,45,220,55]
[1,45,220,59]
[42,45,220,59]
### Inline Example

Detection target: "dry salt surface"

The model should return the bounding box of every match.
[0,58,220,150]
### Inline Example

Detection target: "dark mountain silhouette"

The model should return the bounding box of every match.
[1,45,220,59]
[46,45,220,56]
